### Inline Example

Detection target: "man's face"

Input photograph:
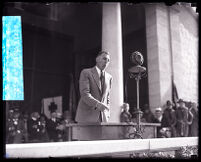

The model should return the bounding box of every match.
[192,102,197,109]
[124,105,129,112]
[13,112,20,119]
[168,105,172,109]
[51,112,57,118]
[155,111,162,118]
[96,53,110,71]
[179,102,185,107]
[34,112,40,119]
[9,110,14,117]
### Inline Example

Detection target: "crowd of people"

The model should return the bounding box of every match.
[120,99,198,138]
[6,109,75,144]
[6,98,198,144]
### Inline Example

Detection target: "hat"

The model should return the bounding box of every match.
[166,100,172,106]
[177,99,184,103]
[155,107,162,112]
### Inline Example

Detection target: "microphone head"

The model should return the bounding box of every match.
[130,51,144,65]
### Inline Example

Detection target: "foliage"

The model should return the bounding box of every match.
[129,146,198,159]
[175,146,198,158]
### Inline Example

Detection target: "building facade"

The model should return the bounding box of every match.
[3,2,198,123]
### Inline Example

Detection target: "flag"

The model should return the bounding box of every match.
[42,96,62,119]
[172,81,179,105]
[69,74,77,121]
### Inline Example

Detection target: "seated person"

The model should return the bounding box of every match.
[7,110,24,144]
[151,107,163,137]
[131,111,146,123]
[38,114,49,142]
[60,111,75,141]
[120,103,132,122]
[141,104,155,123]
[27,112,41,142]
[46,111,65,142]
[152,107,163,123]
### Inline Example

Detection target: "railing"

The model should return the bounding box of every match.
[6,137,198,158]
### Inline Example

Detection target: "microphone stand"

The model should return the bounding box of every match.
[128,52,147,139]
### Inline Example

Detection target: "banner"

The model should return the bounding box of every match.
[2,16,24,100]
[42,96,62,119]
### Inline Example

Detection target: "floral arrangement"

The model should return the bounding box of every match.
[129,146,198,159]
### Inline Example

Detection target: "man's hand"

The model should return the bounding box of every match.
[96,102,109,111]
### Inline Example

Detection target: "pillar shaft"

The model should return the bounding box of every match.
[102,3,123,122]
[145,4,172,111]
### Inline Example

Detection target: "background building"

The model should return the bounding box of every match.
[3,2,198,123]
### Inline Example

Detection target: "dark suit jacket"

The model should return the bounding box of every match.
[75,66,112,123]
[161,108,176,127]
[46,118,60,141]
[27,118,40,141]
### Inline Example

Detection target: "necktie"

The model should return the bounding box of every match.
[100,70,104,95]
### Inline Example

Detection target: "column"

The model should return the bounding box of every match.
[102,3,124,122]
[145,4,172,112]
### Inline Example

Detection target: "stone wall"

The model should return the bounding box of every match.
[145,3,198,112]
[145,4,172,111]
[170,4,198,103]
[174,5,198,102]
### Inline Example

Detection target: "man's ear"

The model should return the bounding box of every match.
[96,56,99,63]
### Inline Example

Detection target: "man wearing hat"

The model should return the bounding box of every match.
[161,100,177,137]
[27,111,41,142]
[175,99,193,137]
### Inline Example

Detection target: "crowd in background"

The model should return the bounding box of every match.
[6,109,75,144]
[120,99,199,138]
[6,98,198,144]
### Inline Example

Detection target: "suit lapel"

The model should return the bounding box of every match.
[91,67,102,93]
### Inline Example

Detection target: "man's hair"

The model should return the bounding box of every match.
[96,51,110,58]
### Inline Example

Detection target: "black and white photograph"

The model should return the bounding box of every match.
[2,1,199,159]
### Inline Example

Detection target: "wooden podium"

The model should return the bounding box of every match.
[65,122,161,141]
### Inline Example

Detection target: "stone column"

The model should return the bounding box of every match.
[102,3,124,122]
[145,4,172,112]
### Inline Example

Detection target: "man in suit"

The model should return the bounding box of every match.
[161,101,177,137]
[175,99,193,137]
[120,103,132,123]
[27,112,41,142]
[75,51,112,123]
[46,111,64,142]
[6,110,25,144]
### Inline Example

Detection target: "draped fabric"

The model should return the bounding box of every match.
[69,74,77,121]
[172,81,179,105]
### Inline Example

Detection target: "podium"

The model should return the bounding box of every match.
[65,122,161,141]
